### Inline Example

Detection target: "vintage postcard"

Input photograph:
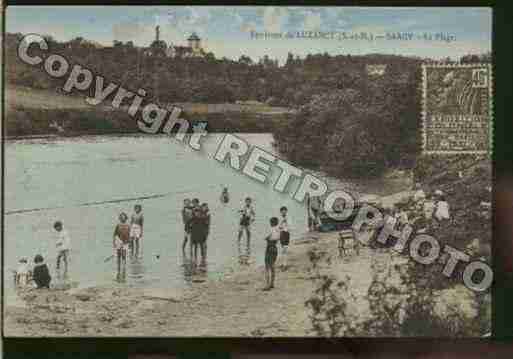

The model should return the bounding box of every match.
[2,6,492,338]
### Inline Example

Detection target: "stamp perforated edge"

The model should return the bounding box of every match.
[421,63,493,155]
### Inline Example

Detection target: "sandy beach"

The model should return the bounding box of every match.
[4,226,383,337]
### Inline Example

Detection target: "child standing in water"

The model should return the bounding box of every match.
[263,217,280,291]
[182,199,194,256]
[279,206,292,271]
[220,187,230,204]
[200,203,211,266]
[113,212,130,281]
[129,204,144,258]
[238,197,255,265]
[189,207,205,266]
[53,221,71,279]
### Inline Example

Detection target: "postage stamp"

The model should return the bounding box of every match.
[422,63,493,154]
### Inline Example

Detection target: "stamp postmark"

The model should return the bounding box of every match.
[422,63,493,154]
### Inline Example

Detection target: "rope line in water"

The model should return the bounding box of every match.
[5,184,219,215]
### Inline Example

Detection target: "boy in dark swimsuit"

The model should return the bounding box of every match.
[189,207,205,266]
[238,197,255,265]
[113,212,130,281]
[263,217,280,291]
[279,206,292,270]
[200,203,211,266]
[182,199,193,256]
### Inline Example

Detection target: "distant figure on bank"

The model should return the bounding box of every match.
[238,197,256,265]
[413,183,426,202]
[338,232,347,258]
[263,217,280,291]
[182,198,194,255]
[113,212,130,281]
[383,207,397,231]
[15,258,31,287]
[307,194,322,231]
[220,187,230,204]
[279,206,292,270]
[396,205,410,231]
[33,254,51,289]
[423,194,436,220]
[130,204,144,258]
[53,221,71,279]
[434,195,450,222]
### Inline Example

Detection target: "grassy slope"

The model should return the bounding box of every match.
[4,86,290,137]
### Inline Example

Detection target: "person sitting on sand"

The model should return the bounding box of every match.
[220,187,230,204]
[182,199,194,255]
[32,254,51,289]
[15,258,31,287]
[129,204,144,258]
[238,197,256,265]
[263,217,281,291]
[53,221,71,279]
[113,212,130,281]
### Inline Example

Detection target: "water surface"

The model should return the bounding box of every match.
[4,132,410,304]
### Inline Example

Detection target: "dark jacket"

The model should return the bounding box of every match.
[189,215,209,244]
[33,263,51,288]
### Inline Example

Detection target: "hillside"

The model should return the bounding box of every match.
[4,86,290,137]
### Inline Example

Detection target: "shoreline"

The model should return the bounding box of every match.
[4,229,330,337]
[3,191,412,337]
[5,86,291,138]
[4,187,490,337]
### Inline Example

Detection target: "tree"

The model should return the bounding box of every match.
[286,52,295,67]
[238,55,253,66]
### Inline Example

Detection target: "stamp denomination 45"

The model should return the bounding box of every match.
[422,64,492,154]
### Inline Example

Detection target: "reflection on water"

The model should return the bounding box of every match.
[237,230,252,265]
[128,257,146,280]
[180,247,209,282]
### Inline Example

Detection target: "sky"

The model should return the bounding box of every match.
[6,6,492,64]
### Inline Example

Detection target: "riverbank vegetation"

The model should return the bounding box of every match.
[5,86,289,137]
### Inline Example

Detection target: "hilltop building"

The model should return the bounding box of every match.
[145,26,205,58]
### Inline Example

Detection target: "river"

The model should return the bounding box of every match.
[3,133,410,304]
